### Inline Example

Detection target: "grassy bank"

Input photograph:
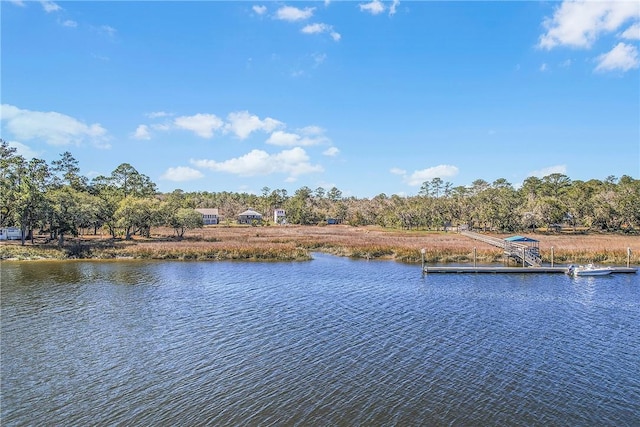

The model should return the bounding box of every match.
[1,225,638,265]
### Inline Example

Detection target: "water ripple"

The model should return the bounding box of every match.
[2,257,639,426]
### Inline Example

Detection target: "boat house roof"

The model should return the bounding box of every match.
[504,235,539,243]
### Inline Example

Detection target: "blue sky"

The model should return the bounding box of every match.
[2,0,639,197]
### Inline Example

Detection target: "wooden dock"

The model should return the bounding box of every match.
[423,266,638,274]
[461,231,542,267]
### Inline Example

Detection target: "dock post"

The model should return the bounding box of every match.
[628,248,631,268]
[421,248,426,275]
[551,246,554,267]
[473,247,477,267]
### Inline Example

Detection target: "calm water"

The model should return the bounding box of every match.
[1,255,639,426]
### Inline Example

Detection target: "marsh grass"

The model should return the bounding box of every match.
[2,225,638,264]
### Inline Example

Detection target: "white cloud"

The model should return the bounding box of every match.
[99,25,117,38]
[539,1,640,49]
[301,23,341,41]
[160,166,204,182]
[300,125,324,135]
[91,53,110,62]
[323,147,339,156]
[40,1,61,13]
[8,1,26,7]
[0,104,109,147]
[528,164,567,178]
[540,63,549,72]
[595,42,639,72]
[389,0,400,16]
[276,6,315,22]
[61,19,77,28]
[312,53,327,66]
[146,111,172,119]
[253,5,267,15]
[132,124,151,140]
[266,127,329,146]
[402,165,459,186]
[390,167,406,175]
[151,123,171,131]
[359,0,385,15]
[224,111,283,139]
[174,113,224,138]
[620,22,640,40]
[191,147,323,180]
[8,141,39,159]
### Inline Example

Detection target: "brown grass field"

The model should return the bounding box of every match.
[1,225,639,264]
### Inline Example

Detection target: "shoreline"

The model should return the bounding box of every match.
[1,225,639,265]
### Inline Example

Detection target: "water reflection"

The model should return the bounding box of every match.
[2,257,639,426]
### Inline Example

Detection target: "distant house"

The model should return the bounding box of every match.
[238,209,263,225]
[0,227,21,241]
[273,208,286,225]
[195,208,219,225]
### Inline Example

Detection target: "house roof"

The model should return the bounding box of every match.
[195,208,219,215]
[238,209,262,217]
[504,235,539,242]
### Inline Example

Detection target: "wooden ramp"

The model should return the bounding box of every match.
[461,231,542,267]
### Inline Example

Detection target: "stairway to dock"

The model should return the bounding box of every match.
[460,231,542,267]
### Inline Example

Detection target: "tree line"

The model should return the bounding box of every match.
[2,140,639,246]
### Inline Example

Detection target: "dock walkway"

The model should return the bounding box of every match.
[461,231,542,267]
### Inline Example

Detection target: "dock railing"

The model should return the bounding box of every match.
[461,231,542,267]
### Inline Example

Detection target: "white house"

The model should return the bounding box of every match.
[0,227,22,240]
[238,209,263,225]
[273,208,286,225]
[195,208,219,225]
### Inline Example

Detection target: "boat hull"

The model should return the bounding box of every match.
[573,270,612,276]
[567,264,614,277]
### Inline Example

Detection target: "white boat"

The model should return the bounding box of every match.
[567,264,613,277]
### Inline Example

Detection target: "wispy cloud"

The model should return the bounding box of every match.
[60,19,77,28]
[191,147,323,181]
[275,6,315,22]
[323,147,340,157]
[99,25,117,38]
[389,0,400,16]
[160,166,204,182]
[132,125,151,140]
[146,111,172,119]
[528,164,567,178]
[7,141,40,159]
[538,1,639,49]
[266,127,329,146]
[174,113,224,138]
[301,23,341,41]
[620,22,640,40]
[0,104,109,148]
[224,111,283,139]
[39,0,61,13]
[252,5,267,16]
[595,42,639,72]
[359,0,385,15]
[393,165,459,186]
[538,1,639,73]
